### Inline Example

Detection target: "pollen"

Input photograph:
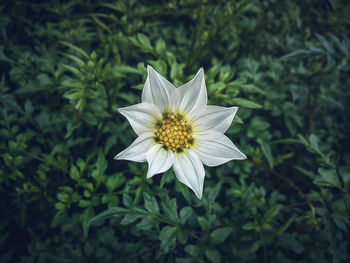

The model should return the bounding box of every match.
[155,113,193,152]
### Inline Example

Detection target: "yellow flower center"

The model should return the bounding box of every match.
[155,113,193,152]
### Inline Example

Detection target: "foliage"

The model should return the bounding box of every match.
[0,0,349,262]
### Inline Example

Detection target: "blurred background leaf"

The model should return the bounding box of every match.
[0,0,349,262]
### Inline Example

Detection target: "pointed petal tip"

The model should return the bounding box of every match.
[195,191,203,200]
[235,147,247,160]
[116,107,127,115]
[146,145,174,180]
[231,106,239,112]
[235,154,247,160]
[147,64,155,72]
[173,150,205,201]
[194,67,204,80]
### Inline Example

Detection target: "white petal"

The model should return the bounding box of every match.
[177,68,207,121]
[192,106,238,133]
[146,144,174,179]
[173,149,205,199]
[142,65,178,112]
[114,132,155,162]
[193,131,246,167]
[118,102,162,136]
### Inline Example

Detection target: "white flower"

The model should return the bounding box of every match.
[115,65,246,199]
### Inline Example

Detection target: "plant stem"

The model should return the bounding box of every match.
[245,159,315,217]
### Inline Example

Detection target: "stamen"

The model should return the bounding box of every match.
[154,113,193,152]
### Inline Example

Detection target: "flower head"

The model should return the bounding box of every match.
[115,65,246,199]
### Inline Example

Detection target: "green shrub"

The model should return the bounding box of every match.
[0,0,349,262]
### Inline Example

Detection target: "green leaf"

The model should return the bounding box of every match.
[91,15,111,33]
[251,239,265,252]
[159,226,177,253]
[330,34,349,57]
[175,180,192,204]
[78,200,90,208]
[137,33,152,49]
[70,165,79,181]
[205,248,221,263]
[114,65,142,75]
[197,217,209,231]
[62,64,83,78]
[83,112,98,126]
[123,194,132,208]
[332,212,348,232]
[156,38,166,54]
[106,173,126,192]
[210,82,226,93]
[279,233,304,254]
[160,169,172,188]
[258,139,274,168]
[121,214,141,225]
[161,198,179,222]
[208,183,222,202]
[242,222,256,231]
[314,168,341,189]
[180,207,193,225]
[277,216,295,235]
[185,245,200,256]
[62,79,84,89]
[339,167,350,185]
[241,84,267,95]
[178,231,188,245]
[231,98,263,109]
[309,134,322,154]
[315,33,335,54]
[57,193,69,203]
[263,206,281,221]
[62,53,86,67]
[280,49,324,61]
[77,158,86,171]
[143,192,159,214]
[136,215,154,230]
[82,221,90,239]
[210,227,232,244]
[55,202,65,210]
[24,100,33,116]
[60,41,89,59]
[88,207,127,226]
[64,91,83,100]
[233,114,243,124]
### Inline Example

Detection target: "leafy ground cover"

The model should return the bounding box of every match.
[0,0,349,262]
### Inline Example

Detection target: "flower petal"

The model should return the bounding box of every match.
[146,144,174,179]
[114,132,155,162]
[177,68,207,121]
[142,65,178,112]
[118,102,162,136]
[193,131,246,167]
[192,106,238,133]
[173,149,205,199]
